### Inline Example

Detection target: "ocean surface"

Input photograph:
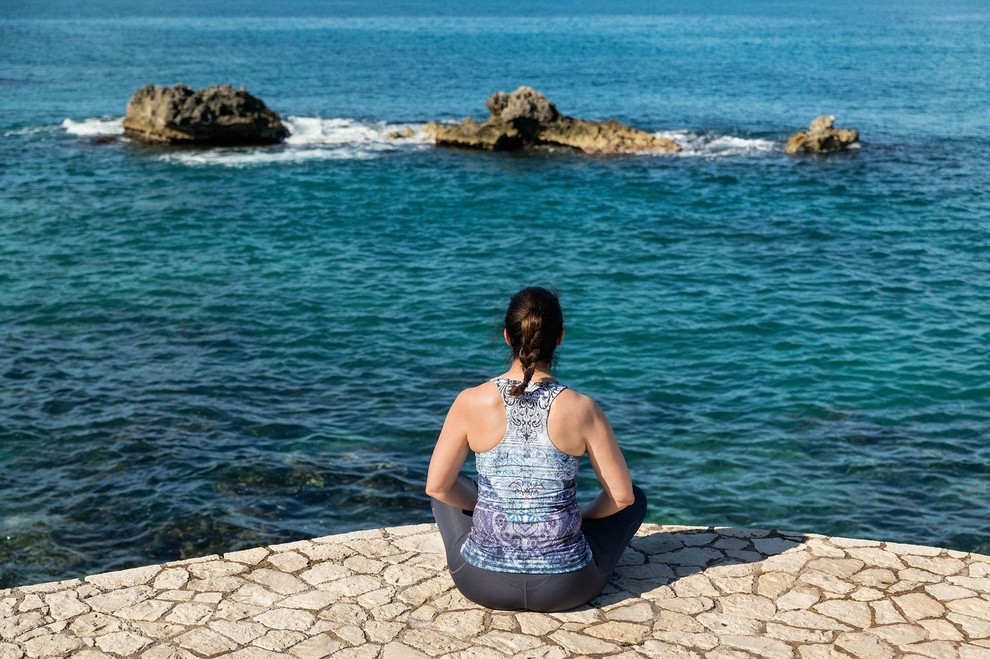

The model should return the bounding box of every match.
[2,0,989,588]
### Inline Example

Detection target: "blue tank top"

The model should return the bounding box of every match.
[460,378,593,574]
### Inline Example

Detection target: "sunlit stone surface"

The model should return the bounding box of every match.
[1,523,988,658]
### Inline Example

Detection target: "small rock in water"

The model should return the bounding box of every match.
[785,114,859,154]
[426,86,681,154]
[387,127,415,139]
[89,136,117,145]
[122,83,289,146]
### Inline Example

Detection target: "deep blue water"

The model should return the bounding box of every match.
[1,0,989,587]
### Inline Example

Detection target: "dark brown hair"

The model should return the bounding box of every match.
[504,287,564,396]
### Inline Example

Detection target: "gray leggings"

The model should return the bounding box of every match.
[431,475,648,612]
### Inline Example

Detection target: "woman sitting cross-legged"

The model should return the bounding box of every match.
[426,286,648,612]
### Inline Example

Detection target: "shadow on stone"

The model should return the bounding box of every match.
[584,527,808,611]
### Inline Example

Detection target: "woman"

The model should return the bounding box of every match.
[426,286,647,612]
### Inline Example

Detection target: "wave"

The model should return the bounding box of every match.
[655,129,778,158]
[160,117,430,167]
[158,146,381,167]
[3,124,60,138]
[61,117,124,137]
[284,117,429,148]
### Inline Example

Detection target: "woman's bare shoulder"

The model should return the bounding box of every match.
[554,386,602,421]
[452,380,502,410]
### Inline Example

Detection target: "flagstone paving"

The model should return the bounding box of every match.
[1,523,988,658]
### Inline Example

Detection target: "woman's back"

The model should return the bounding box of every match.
[461,380,587,457]
[459,378,593,573]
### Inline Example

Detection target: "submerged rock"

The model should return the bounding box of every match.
[122,83,289,145]
[785,115,859,154]
[425,86,681,154]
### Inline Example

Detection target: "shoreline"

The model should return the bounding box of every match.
[2,523,988,658]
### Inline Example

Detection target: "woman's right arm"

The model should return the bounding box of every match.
[577,395,635,519]
[425,389,479,512]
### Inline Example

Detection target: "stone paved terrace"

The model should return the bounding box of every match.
[1,523,989,659]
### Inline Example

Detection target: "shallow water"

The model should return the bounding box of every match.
[1,0,989,587]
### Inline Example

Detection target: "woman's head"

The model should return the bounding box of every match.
[504,287,564,396]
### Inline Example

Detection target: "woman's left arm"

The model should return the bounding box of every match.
[425,390,477,511]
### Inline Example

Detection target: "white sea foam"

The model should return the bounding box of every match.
[159,147,378,167]
[284,116,429,148]
[3,124,58,138]
[654,129,778,157]
[159,117,429,167]
[61,117,124,137]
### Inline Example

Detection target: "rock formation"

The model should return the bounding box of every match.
[785,115,859,154]
[425,86,681,154]
[387,127,416,139]
[122,83,289,145]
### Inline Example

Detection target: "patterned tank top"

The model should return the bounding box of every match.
[460,378,593,574]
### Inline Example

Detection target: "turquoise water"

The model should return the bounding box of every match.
[2,0,989,587]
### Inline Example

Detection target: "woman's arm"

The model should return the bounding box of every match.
[425,390,478,511]
[577,396,635,519]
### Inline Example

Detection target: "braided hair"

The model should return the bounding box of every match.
[504,287,564,396]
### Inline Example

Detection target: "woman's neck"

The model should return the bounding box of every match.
[501,360,554,382]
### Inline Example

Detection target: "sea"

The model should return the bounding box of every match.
[1,0,988,588]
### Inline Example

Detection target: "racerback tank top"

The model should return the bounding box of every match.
[460,377,593,574]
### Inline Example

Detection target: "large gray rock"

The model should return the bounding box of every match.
[486,87,559,137]
[122,83,289,145]
[785,115,859,154]
[425,86,681,154]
